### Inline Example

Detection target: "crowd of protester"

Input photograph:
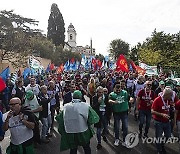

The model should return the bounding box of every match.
[0,69,180,154]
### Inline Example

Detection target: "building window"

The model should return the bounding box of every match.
[70,34,73,40]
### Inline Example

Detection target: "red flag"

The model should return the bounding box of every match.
[92,58,96,65]
[0,77,6,92]
[116,54,129,72]
[56,64,64,74]
[70,58,75,63]
[97,59,102,68]
[130,61,146,75]
[136,65,146,75]
[50,63,55,70]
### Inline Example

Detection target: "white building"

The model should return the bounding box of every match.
[64,23,96,57]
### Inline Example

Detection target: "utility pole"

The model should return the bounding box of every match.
[90,38,92,55]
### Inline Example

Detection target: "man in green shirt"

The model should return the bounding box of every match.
[56,90,99,154]
[109,83,129,147]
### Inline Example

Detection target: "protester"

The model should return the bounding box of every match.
[55,90,99,154]
[133,75,145,121]
[87,78,96,106]
[151,88,173,154]
[0,111,4,154]
[47,80,60,131]
[12,78,26,103]
[92,86,109,149]
[24,90,42,145]
[63,83,76,105]
[109,83,129,147]
[136,80,155,138]
[3,97,35,154]
[25,77,40,96]
[38,85,52,143]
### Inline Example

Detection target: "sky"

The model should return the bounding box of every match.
[1,0,180,56]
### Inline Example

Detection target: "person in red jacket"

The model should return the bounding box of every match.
[136,80,155,138]
[151,87,173,154]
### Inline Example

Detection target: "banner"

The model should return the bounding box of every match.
[28,56,41,70]
[139,62,158,75]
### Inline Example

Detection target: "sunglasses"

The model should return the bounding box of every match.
[9,103,19,106]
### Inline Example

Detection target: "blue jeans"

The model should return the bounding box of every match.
[154,120,171,152]
[41,114,52,139]
[96,112,108,144]
[138,110,151,135]
[70,142,91,154]
[113,111,128,141]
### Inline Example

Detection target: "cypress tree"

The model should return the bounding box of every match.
[47,3,65,47]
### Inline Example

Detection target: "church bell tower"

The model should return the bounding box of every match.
[67,23,77,47]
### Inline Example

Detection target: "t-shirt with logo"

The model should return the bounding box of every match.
[109,90,129,113]
[175,100,180,121]
[138,89,155,111]
[151,96,170,123]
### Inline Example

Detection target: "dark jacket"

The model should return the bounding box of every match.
[38,92,50,118]
[63,91,72,105]
[92,94,112,128]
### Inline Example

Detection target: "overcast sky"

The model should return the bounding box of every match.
[1,0,180,55]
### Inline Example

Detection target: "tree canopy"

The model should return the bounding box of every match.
[109,39,129,60]
[138,29,180,72]
[47,3,65,47]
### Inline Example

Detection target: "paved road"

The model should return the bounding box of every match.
[1,98,179,154]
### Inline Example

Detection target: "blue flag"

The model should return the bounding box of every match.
[23,68,31,79]
[45,64,50,73]
[0,66,10,81]
[64,60,70,71]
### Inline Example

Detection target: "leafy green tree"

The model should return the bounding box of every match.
[29,35,55,59]
[129,45,140,64]
[138,49,162,65]
[109,39,129,60]
[47,3,65,47]
[51,47,81,66]
[0,10,41,68]
[138,29,180,74]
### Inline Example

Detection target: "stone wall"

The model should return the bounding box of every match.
[0,57,51,73]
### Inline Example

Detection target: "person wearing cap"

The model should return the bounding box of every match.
[24,90,42,119]
[155,80,165,97]
[55,90,99,154]
[24,90,42,145]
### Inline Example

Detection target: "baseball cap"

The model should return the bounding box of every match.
[25,90,34,100]
[159,80,165,85]
[176,82,180,86]
[73,90,82,99]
